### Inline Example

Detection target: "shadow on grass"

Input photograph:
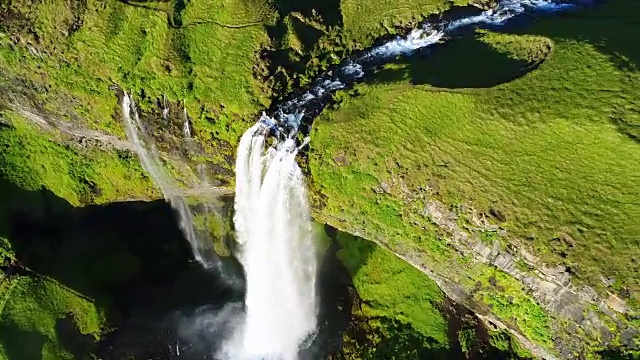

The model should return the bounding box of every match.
[273,0,342,27]
[0,324,46,360]
[343,316,451,360]
[368,35,547,89]
[291,16,326,50]
[55,316,96,360]
[528,0,640,72]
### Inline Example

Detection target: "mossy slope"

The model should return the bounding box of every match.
[309,0,640,355]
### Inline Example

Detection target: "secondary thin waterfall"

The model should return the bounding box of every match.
[231,123,317,359]
[121,92,216,268]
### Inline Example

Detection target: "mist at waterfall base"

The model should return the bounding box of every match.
[121,94,320,360]
[113,0,588,359]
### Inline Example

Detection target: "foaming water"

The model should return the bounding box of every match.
[121,92,217,269]
[220,1,579,358]
[227,124,317,360]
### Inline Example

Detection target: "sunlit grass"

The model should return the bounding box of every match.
[340,0,469,48]
[310,1,640,350]
[0,110,156,205]
[334,230,449,351]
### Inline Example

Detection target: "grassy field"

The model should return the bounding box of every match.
[0,110,156,205]
[0,0,275,181]
[310,0,640,304]
[309,0,640,353]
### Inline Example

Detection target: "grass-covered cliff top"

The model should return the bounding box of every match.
[309,0,640,356]
[312,1,640,299]
[0,1,482,359]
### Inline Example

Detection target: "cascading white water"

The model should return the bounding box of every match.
[121,92,216,268]
[183,104,192,139]
[229,123,317,360]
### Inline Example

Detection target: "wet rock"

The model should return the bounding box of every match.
[621,328,639,348]
[427,179,439,193]
[333,154,349,166]
[488,208,506,222]
[578,286,599,303]
[605,294,629,314]
[601,276,616,287]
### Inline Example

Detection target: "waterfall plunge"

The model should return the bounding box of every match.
[121,92,216,268]
[230,123,317,360]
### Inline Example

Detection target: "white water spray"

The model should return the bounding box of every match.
[183,101,192,139]
[121,92,216,268]
[229,123,317,360]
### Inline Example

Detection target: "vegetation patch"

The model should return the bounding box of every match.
[489,329,533,359]
[0,110,155,205]
[334,231,449,350]
[0,276,104,360]
[474,269,553,348]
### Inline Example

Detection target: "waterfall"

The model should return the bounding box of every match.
[229,123,317,359]
[121,92,216,268]
[183,103,192,139]
[162,95,169,120]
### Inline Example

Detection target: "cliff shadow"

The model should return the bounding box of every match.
[302,223,374,359]
[0,177,245,359]
[273,0,342,27]
[367,34,548,89]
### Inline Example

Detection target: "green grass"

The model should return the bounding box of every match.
[489,329,534,359]
[340,0,469,49]
[335,231,449,348]
[474,268,553,348]
[310,0,640,311]
[0,276,104,360]
[0,0,274,179]
[458,328,475,355]
[0,110,156,205]
[191,204,235,257]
